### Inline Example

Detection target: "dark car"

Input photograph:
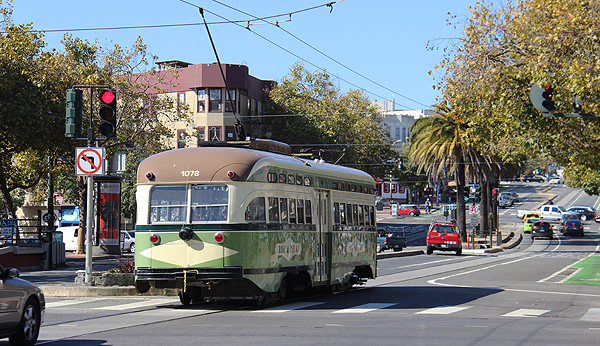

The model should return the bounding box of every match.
[567,206,596,221]
[531,220,554,240]
[560,219,584,236]
[0,265,45,346]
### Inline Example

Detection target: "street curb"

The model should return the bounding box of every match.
[39,285,178,297]
[377,250,424,259]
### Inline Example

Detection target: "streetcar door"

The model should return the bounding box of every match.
[315,190,330,284]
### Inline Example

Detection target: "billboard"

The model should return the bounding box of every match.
[97,181,120,246]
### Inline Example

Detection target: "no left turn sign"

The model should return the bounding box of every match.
[76,147,105,176]
[469,205,479,215]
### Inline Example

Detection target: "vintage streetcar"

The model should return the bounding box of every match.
[134,139,377,305]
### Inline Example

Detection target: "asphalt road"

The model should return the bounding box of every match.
[11,181,600,346]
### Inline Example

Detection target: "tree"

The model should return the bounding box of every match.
[432,0,600,195]
[266,63,398,178]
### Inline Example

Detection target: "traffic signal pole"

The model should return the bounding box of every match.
[70,85,110,285]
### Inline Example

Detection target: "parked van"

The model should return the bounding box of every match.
[57,225,79,251]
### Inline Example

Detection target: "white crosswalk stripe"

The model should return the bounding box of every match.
[255,301,325,313]
[332,303,396,314]
[502,308,550,317]
[46,299,96,308]
[581,308,600,322]
[91,298,177,311]
[416,306,473,315]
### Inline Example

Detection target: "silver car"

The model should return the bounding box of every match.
[120,230,135,253]
[0,265,45,346]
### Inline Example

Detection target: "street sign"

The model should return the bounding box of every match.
[76,147,105,176]
[469,205,479,215]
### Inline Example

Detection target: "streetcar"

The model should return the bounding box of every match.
[134,139,377,305]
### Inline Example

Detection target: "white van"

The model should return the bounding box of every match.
[57,226,79,251]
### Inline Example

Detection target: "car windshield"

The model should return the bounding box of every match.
[557,206,567,212]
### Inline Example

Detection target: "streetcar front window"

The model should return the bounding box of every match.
[191,184,229,222]
[150,185,188,223]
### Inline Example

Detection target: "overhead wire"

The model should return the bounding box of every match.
[207,0,430,109]
[179,1,401,106]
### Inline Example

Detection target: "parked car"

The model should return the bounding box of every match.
[560,219,584,236]
[426,221,462,255]
[57,225,79,252]
[549,177,561,184]
[396,204,420,216]
[120,230,135,253]
[531,220,554,240]
[385,227,407,252]
[523,216,540,233]
[0,265,45,346]
[567,206,596,221]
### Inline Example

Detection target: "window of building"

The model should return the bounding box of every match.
[209,88,222,112]
[197,89,206,112]
[392,184,397,193]
[384,183,390,194]
[225,90,235,112]
[395,127,400,139]
[402,127,407,142]
[209,126,221,141]
[196,127,205,145]
[177,129,186,148]
[245,197,265,223]
[177,92,186,113]
[225,126,235,141]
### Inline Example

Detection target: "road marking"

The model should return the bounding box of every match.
[91,298,177,311]
[255,302,325,313]
[502,308,550,317]
[416,306,472,315]
[581,308,600,322]
[502,309,550,317]
[332,303,396,313]
[46,299,96,308]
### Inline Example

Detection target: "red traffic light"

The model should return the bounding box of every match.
[100,89,115,104]
[492,189,498,195]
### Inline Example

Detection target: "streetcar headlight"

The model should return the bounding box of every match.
[214,232,224,244]
[150,233,161,245]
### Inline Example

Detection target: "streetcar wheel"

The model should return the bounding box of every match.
[278,278,287,302]
[179,290,192,305]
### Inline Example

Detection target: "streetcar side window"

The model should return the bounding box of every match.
[305,200,312,224]
[280,198,288,223]
[267,173,277,183]
[245,197,265,223]
[346,203,353,225]
[333,203,340,224]
[340,203,346,225]
[296,175,303,185]
[191,184,228,222]
[358,205,364,225]
[296,199,305,224]
[353,204,358,225]
[370,206,375,225]
[150,185,188,224]
[279,173,286,183]
[289,199,297,223]
[288,174,294,184]
[363,205,369,225]
[268,197,279,223]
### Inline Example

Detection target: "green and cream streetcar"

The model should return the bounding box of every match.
[134,139,377,305]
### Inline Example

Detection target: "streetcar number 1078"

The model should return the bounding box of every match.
[181,170,200,177]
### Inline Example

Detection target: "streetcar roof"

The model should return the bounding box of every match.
[137,146,374,185]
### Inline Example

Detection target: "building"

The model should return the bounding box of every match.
[151,61,275,148]
[373,100,436,149]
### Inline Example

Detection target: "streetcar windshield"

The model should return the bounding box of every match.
[150,185,188,223]
[191,185,228,222]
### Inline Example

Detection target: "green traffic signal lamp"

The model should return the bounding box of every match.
[65,89,83,138]
[98,89,117,137]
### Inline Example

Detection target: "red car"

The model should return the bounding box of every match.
[396,204,420,216]
[426,222,462,255]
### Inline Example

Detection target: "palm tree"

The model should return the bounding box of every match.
[408,106,476,241]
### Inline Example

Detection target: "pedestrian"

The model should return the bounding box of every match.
[425,198,432,214]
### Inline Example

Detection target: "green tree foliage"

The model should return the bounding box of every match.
[266,63,398,178]
[433,0,600,195]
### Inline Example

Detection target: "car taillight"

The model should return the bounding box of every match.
[150,233,160,244]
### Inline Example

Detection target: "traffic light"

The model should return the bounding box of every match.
[474,186,481,203]
[65,89,83,138]
[98,89,117,137]
[463,186,470,201]
[529,84,556,113]
[491,188,499,203]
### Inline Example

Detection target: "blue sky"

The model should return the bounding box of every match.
[11,0,476,110]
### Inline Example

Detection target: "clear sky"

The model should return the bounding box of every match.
[10,0,476,110]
